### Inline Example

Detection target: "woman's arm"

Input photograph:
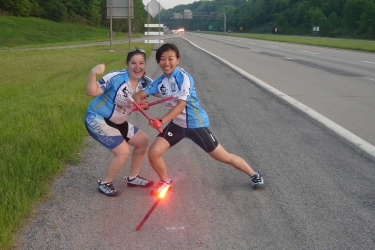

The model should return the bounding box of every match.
[86,64,105,96]
[132,90,148,103]
[159,99,186,125]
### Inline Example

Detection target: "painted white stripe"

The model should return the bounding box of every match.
[250,49,261,52]
[181,37,375,158]
[268,45,279,48]
[144,32,163,35]
[144,24,164,27]
[298,50,319,55]
[144,40,164,43]
[362,60,375,65]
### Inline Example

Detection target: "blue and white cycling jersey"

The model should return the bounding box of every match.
[87,69,152,124]
[143,67,209,128]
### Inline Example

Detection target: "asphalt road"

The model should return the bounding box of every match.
[182,32,375,151]
[16,37,375,249]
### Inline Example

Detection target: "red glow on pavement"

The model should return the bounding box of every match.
[158,185,170,198]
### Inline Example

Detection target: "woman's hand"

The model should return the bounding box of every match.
[91,64,105,75]
[139,100,149,110]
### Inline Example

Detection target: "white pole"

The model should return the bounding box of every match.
[128,0,131,49]
[158,1,161,47]
[109,0,113,51]
[147,4,150,44]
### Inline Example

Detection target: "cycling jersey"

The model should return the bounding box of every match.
[87,69,153,124]
[142,67,209,128]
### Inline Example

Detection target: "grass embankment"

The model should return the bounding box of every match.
[0,16,154,249]
[0,16,139,49]
[205,31,375,52]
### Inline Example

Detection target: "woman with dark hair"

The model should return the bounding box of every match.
[133,43,264,196]
[84,48,154,197]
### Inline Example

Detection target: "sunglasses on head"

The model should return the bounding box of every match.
[128,48,146,54]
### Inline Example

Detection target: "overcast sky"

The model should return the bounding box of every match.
[143,0,198,10]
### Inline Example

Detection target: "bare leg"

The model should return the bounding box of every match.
[127,130,149,176]
[148,137,170,179]
[208,144,256,176]
[102,141,130,183]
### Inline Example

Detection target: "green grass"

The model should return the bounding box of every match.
[202,31,375,52]
[0,17,154,249]
[0,16,139,49]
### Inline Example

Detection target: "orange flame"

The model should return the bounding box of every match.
[158,185,170,198]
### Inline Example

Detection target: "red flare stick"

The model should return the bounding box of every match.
[136,186,170,231]
[127,95,163,133]
[132,95,178,112]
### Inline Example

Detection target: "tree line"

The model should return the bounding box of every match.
[0,0,150,33]
[1,0,375,39]
[162,0,375,39]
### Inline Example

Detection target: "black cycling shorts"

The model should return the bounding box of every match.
[158,122,219,153]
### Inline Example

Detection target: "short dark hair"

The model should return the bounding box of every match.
[156,43,180,63]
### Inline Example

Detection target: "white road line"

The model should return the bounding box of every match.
[268,45,279,48]
[365,78,375,82]
[181,36,375,159]
[284,57,294,60]
[250,48,261,52]
[362,60,375,65]
[298,50,319,55]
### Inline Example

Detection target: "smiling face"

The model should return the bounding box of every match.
[158,49,180,75]
[127,53,146,80]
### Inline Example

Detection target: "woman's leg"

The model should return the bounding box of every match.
[102,141,130,183]
[148,137,171,179]
[127,130,149,176]
[208,144,256,176]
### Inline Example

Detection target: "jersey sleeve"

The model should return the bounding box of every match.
[178,71,193,101]
[143,77,161,96]
[97,71,118,92]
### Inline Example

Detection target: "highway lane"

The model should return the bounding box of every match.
[181,32,375,150]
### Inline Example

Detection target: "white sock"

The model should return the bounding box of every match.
[161,178,171,183]
[128,176,137,180]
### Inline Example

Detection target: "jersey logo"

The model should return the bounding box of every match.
[160,84,167,96]
[171,82,177,92]
[122,86,131,98]
[168,132,173,136]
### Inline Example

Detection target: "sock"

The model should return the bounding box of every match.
[128,175,137,181]
[250,173,259,178]
[100,181,109,185]
[161,178,172,184]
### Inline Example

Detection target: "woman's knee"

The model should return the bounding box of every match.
[112,143,130,159]
[129,131,149,149]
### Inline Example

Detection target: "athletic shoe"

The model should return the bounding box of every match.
[125,175,154,187]
[97,180,119,197]
[251,173,264,189]
[150,180,172,196]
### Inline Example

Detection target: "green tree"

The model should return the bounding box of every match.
[343,0,368,31]
[43,0,68,22]
[303,7,328,35]
[0,0,33,16]
[357,0,375,38]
